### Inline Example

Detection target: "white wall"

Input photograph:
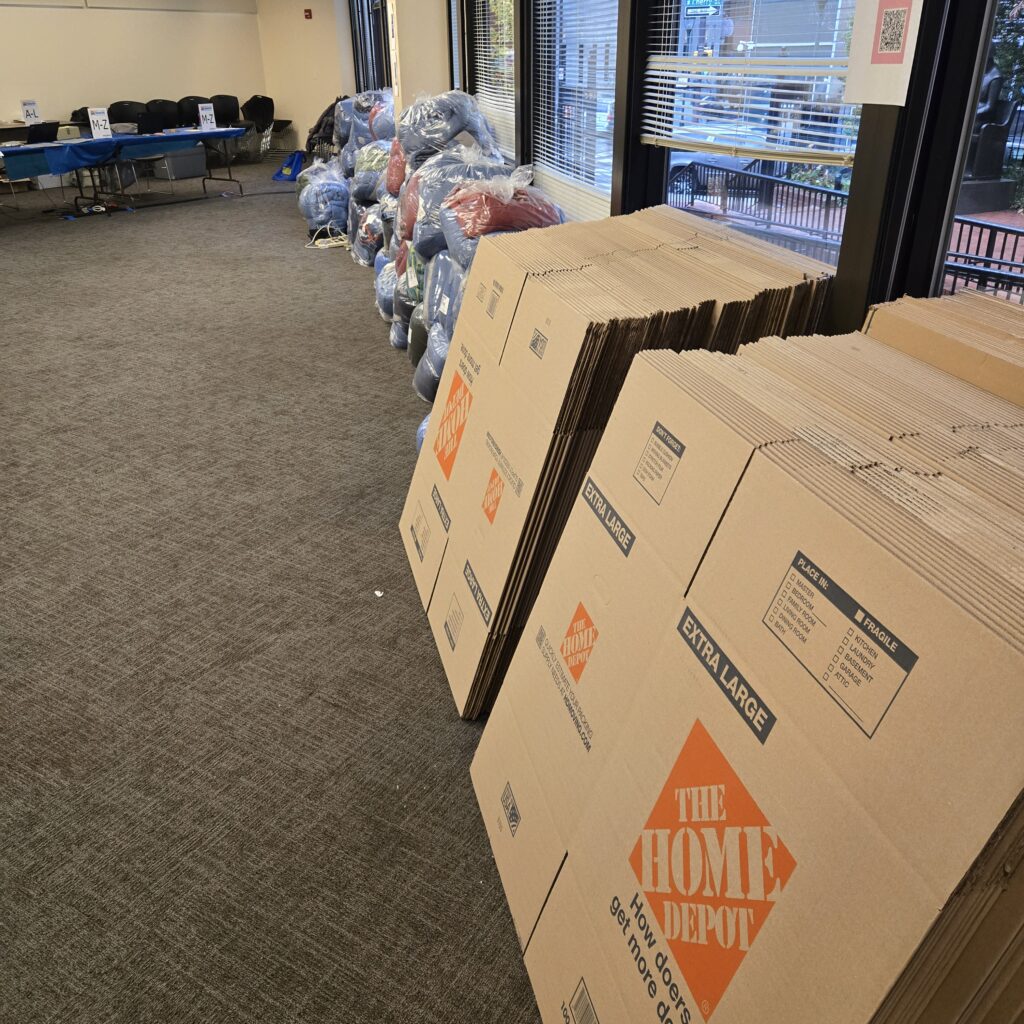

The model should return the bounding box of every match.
[387,0,450,113]
[256,0,356,146]
[0,6,266,123]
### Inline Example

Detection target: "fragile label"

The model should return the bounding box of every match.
[634,421,685,504]
[444,594,464,650]
[763,552,918,737]
[501,782,521,836]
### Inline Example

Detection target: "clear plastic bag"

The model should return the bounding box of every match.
[374,249,389,277]
[386,138,405,197]
[341,88,389,177]
[423,251,461,332]
[376,261,397,320]
[351,139,392,203]
[393,264,415,327]
[416,413,430,451]
[295,155,343,196]
[390,319,409,351]
[408,302,429,368]
[348,196,365,246]
[405,145,508,259]
[398,90,500,158]
[352,204,384,267]
[369,93,395,141]
[405,246,427,305]
[298,177,350,231]
[413,322,451,403]
[439,166,566,265]
[333,97,354,149]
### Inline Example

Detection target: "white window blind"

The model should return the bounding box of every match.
[643,0,860,166]
[471,0,517,159]
[450,0,462,89]
[531,0,619,220]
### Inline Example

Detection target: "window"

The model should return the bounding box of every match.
[350,0,392,93]
[469,0,517,159]
[531,0,619,220]
[645,0,861,264]
[944,0,1024,303]
[450,0,464,90]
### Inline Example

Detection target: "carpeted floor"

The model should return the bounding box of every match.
[0,167,541,1023]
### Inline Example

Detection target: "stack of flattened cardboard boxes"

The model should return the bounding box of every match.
[400,207,834,718]
[472,305,1024,1024]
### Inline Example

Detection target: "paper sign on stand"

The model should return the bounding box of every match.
[88,107,112,139]
[198,103,217,130]
[20,100,41,124]
[844,0,923,105]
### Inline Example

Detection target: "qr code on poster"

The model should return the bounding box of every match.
[878,7,908,53]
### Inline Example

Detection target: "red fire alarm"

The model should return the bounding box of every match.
[303,7,312,17]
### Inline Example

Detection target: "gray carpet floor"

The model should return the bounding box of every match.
[0,167,541,1023]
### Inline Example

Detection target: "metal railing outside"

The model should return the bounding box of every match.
[945,214,1024,302]
[666,160,847,264]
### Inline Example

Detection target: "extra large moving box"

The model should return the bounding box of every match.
[401,207,835,718]
[864,292,1024,406]
[474,321,1024,1024]
[522,438,1024,1024]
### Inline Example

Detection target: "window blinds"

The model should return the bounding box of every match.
[643,0,860,166]
[450,0,462,89]
[471,0,517,159]
[531,0,619,221]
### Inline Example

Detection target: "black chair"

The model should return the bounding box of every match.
[239,95,276,161]
[210,94,252,128]
[177,96,211,128]
[108,100,147,127]
[146,99,180,131]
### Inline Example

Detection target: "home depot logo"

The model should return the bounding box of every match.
[628,720,796,1021]
[482,468,504,524]
[433,371,473,481]
[559,602,599,683]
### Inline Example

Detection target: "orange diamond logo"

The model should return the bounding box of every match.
[559,602,599,683]
[628,720,796,1021]
[433,370,473,481]
[482,468,505,524]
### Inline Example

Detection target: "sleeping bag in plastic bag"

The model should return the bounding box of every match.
[369,93,396,141]
[351,139,392,203]
[298,178,350,231]
[408,303,429,369]
[393,267,415,327]
[378,192,399,226]
[375,262,397,320]
[423,251,458,329]
[439,167,566,266]
[333,97,354,149]
[352,204,384,267]
[374,249,389,277]
[416,413,430,452]
[408,145,508,260]
[413,323,450,404]
[340,88,388,176]
[390,319,409,351]
[404,246,426,305]
[295,156,340,196]
[398,91,500,159]
[386,138,405,196]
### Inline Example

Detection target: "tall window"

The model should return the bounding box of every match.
[645,0,860,264]
[470,0,517,159]
[450,0,464,90]
[531,0,619,220]
[350,0,392,92]
[944,0,1024,303]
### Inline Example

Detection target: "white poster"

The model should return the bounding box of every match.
[20,99,41,124]
[197,103,217,130]
[88,106,112,139]
[844,0,924,106]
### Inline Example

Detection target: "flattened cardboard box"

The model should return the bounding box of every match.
[523,443,1024,1024]
[471,352,796,944]
[399,322,497,608]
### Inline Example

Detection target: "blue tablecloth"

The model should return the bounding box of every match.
[0,127,246,179]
